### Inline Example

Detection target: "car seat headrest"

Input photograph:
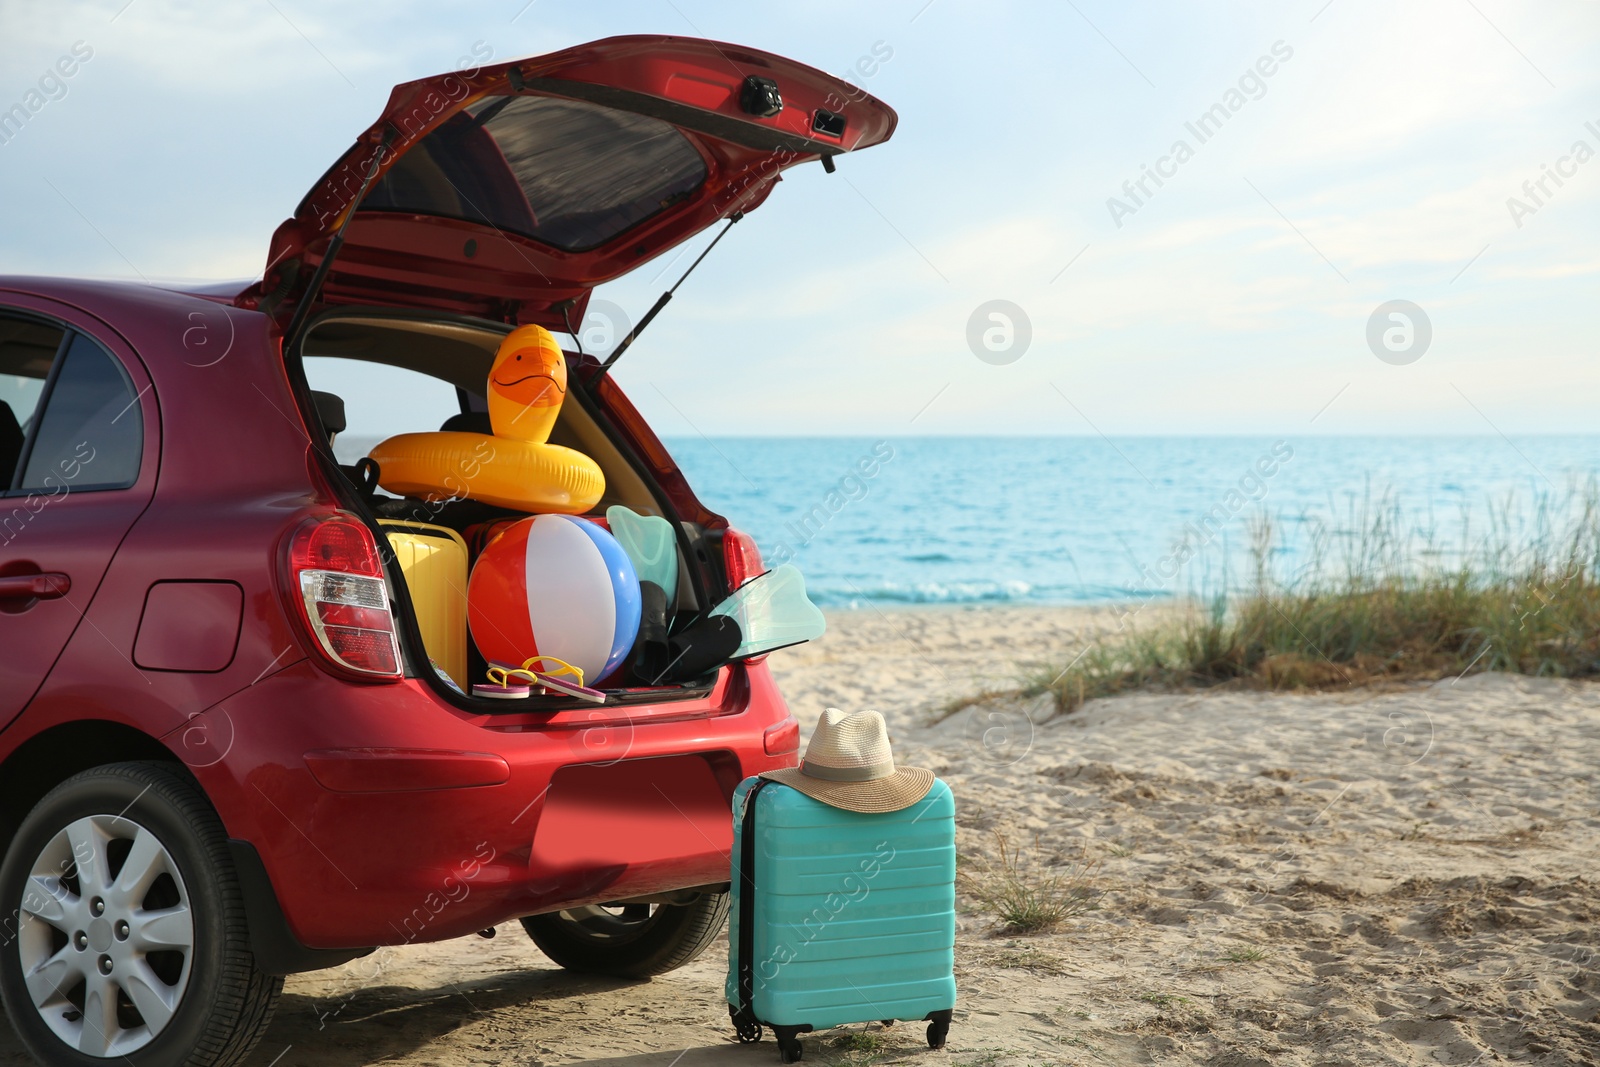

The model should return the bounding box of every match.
[311,390,346,440]
[440,411,491,434]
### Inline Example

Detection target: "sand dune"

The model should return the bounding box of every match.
[2,605,1595,1066]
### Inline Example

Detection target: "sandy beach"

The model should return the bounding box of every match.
[4,604,1595,1067]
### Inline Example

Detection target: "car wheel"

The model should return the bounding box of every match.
[520,891,729,978]
[0,762,281,1067]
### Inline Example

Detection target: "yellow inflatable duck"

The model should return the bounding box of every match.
[367,325,605,513]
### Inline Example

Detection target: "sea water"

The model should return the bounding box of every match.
[669,436,1600,608]
[336,433,1600,608]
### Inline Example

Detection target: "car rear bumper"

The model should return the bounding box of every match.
[167,659,797,950]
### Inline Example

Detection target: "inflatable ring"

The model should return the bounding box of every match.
[367,324,605,514]
[368,431,604,513]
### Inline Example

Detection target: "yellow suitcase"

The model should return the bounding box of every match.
[379,519,469,690]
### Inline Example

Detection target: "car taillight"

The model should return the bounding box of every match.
[285,514,402,680]
[722,527,765,592]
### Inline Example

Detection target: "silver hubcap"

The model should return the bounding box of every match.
[17,815,194,1057]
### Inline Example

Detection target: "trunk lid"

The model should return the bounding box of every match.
[236,35,896,330]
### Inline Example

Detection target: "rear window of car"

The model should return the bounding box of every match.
[0,315,143,495]
[362,95,707,252]
[19,333,143,492]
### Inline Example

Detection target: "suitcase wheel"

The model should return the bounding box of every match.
[926,1009,952,1050]
[729,1004,762,1044]
[880,1019,895,1027]
[773,1026,807,1063]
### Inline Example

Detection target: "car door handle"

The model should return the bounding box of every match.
[0,573,71,600]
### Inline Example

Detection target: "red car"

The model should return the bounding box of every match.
[0,37,894,1067]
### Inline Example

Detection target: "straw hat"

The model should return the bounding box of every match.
[760,708,934,813]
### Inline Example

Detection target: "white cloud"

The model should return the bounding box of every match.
[1251,0,1599,167]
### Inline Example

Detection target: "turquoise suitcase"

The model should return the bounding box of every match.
[725,776,957,1062]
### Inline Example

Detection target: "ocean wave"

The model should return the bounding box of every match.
[803,577,1181,608]
[809,579,1035,606]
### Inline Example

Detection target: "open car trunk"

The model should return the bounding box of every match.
[248,35,895,711]
[295,310,734,711]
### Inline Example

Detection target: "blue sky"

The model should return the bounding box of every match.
[1,0,1596,437]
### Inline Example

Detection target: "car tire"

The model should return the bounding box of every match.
[520,892,730,978]
[0,761,282,1067]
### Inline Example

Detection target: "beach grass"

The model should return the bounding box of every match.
[994,492,1600,716]
[1221,946,1272,963]
[829,1031,887,1053]
[960,833,1102,934]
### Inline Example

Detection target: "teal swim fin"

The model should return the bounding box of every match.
[709,563,825,657]
[607,506,680,606]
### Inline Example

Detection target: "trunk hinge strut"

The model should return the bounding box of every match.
[282,127,397,355]
[588,211,743,381]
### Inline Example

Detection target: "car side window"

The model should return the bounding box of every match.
[18,333,143,492]
[0,315,68,491]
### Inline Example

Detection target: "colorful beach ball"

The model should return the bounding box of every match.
[467,515,642,685]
